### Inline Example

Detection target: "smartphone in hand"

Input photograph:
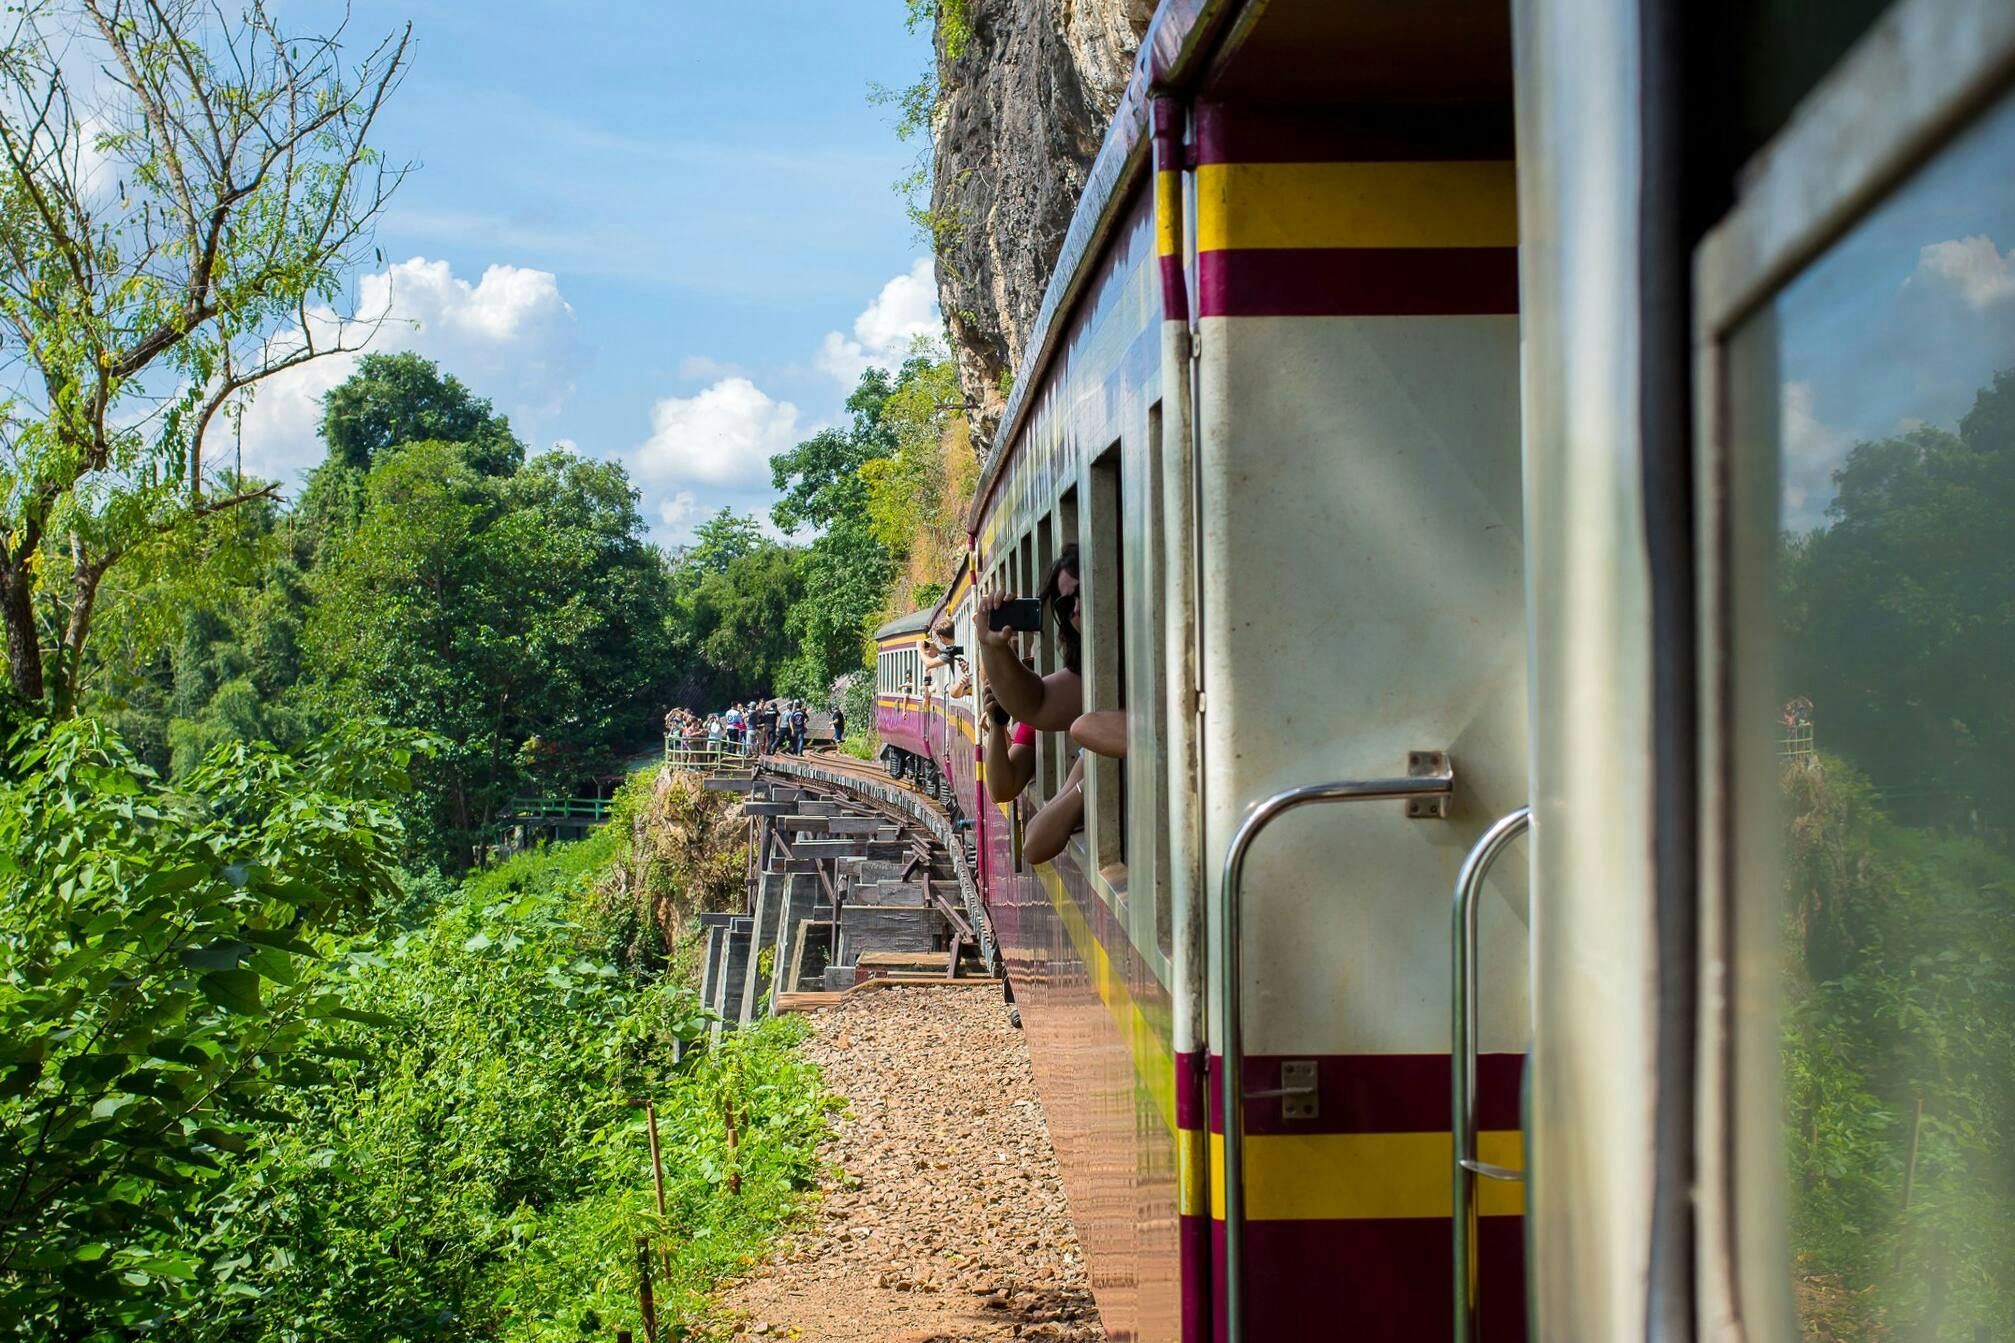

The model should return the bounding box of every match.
[987,598,1044,632]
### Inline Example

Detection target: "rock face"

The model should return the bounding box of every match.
[931,0,1150,451]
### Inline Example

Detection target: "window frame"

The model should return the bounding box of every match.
[1691,0,2015,1333]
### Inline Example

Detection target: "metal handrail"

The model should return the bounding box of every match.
[1217,755,1457,1343]
[1451,805,1531,1343]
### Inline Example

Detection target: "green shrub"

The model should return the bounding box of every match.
[0,718,420,1337]
[160,842,826,1343]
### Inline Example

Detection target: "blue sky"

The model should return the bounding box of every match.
[247,0,939,543]
[1769,95,2015,531]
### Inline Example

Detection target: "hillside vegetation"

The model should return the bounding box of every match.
[0,3,986,1338]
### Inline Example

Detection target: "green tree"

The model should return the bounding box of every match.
[308,443,670,867]
[768,369,901,698]
[319,352,526,477]
[673,508,768,584]
[1783,366,2015,831]
[0,1,411,713]
[684,542,806,702]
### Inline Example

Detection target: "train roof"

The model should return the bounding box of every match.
[873,608,936,641]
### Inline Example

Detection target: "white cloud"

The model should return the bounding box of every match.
[1782,379,1843,527]
[1914,235,2015,310]
[631,377,800,492]
[813,257,942,383]
[657,490,700,539]
[234,257,580,485]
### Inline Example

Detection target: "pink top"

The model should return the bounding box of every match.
[1012,721,1036,747]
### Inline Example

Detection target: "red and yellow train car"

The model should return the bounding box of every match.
[875,0,2015,1340]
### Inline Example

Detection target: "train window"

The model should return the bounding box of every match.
[1046,494,1073,801]
[1031,518,1058,801]
[1086,443,1126,872]
[1719,88,2015,1340]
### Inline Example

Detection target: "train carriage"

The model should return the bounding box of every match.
[867,0,2015,1340]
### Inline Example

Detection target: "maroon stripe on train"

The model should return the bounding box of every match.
[1198,1213,1527,1343]
[1194,101,1514,165]
[1159,254,1188,323]
[1176,1049,1207,1130]
[1181,1208,1211,1343]
[1198,247,1519,319]
[1151,95,1191,323]
[1203,1052,1525,1136]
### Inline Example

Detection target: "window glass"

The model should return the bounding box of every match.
[1089,444,1127,871]
[1727,91,2015,1339]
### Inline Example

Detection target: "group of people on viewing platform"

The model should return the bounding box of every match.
[663,698,823,759]
[977,543,1124,865]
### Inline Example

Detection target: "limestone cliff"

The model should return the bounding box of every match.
[930,0,1150,451]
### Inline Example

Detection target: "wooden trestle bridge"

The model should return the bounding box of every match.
[694,751,998,1042]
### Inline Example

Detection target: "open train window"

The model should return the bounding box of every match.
[1696,5,2015,1337]
[1046,493,1074,801]
[1020,526,1046,803]
[1086,442,1126,874]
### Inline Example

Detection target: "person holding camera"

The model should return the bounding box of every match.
[976,544,1081,732]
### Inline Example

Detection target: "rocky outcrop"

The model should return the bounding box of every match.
[931,0,1150,451]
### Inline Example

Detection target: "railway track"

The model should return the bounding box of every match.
[694,750,996,1038]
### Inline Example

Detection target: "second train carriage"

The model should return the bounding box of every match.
[865,0,2015,1340]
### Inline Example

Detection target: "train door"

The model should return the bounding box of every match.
[1186,9,1531,1339]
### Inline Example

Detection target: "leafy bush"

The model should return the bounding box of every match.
[0,719,420,1336]
[160,840,825,1343]
[1781,754,2015,1336]
[2,730,827,1342]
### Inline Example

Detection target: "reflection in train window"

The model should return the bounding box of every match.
[1727,90,2015,1340]
[1088,441,1126,870]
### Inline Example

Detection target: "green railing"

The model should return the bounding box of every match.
[505,797,613,823]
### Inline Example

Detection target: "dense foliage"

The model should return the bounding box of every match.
[0,730,825,1341]
[1778,366,2015,1336]
[0,719,420,1334]
[1781,369,2015,836]
[308,440,673,865]
[159,833,824,1343]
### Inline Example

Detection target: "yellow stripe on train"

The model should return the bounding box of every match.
[1195,160,1517,252]
[1206,1129,1525,1221]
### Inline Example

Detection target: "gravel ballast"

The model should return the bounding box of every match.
[715,985,1107,1342]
